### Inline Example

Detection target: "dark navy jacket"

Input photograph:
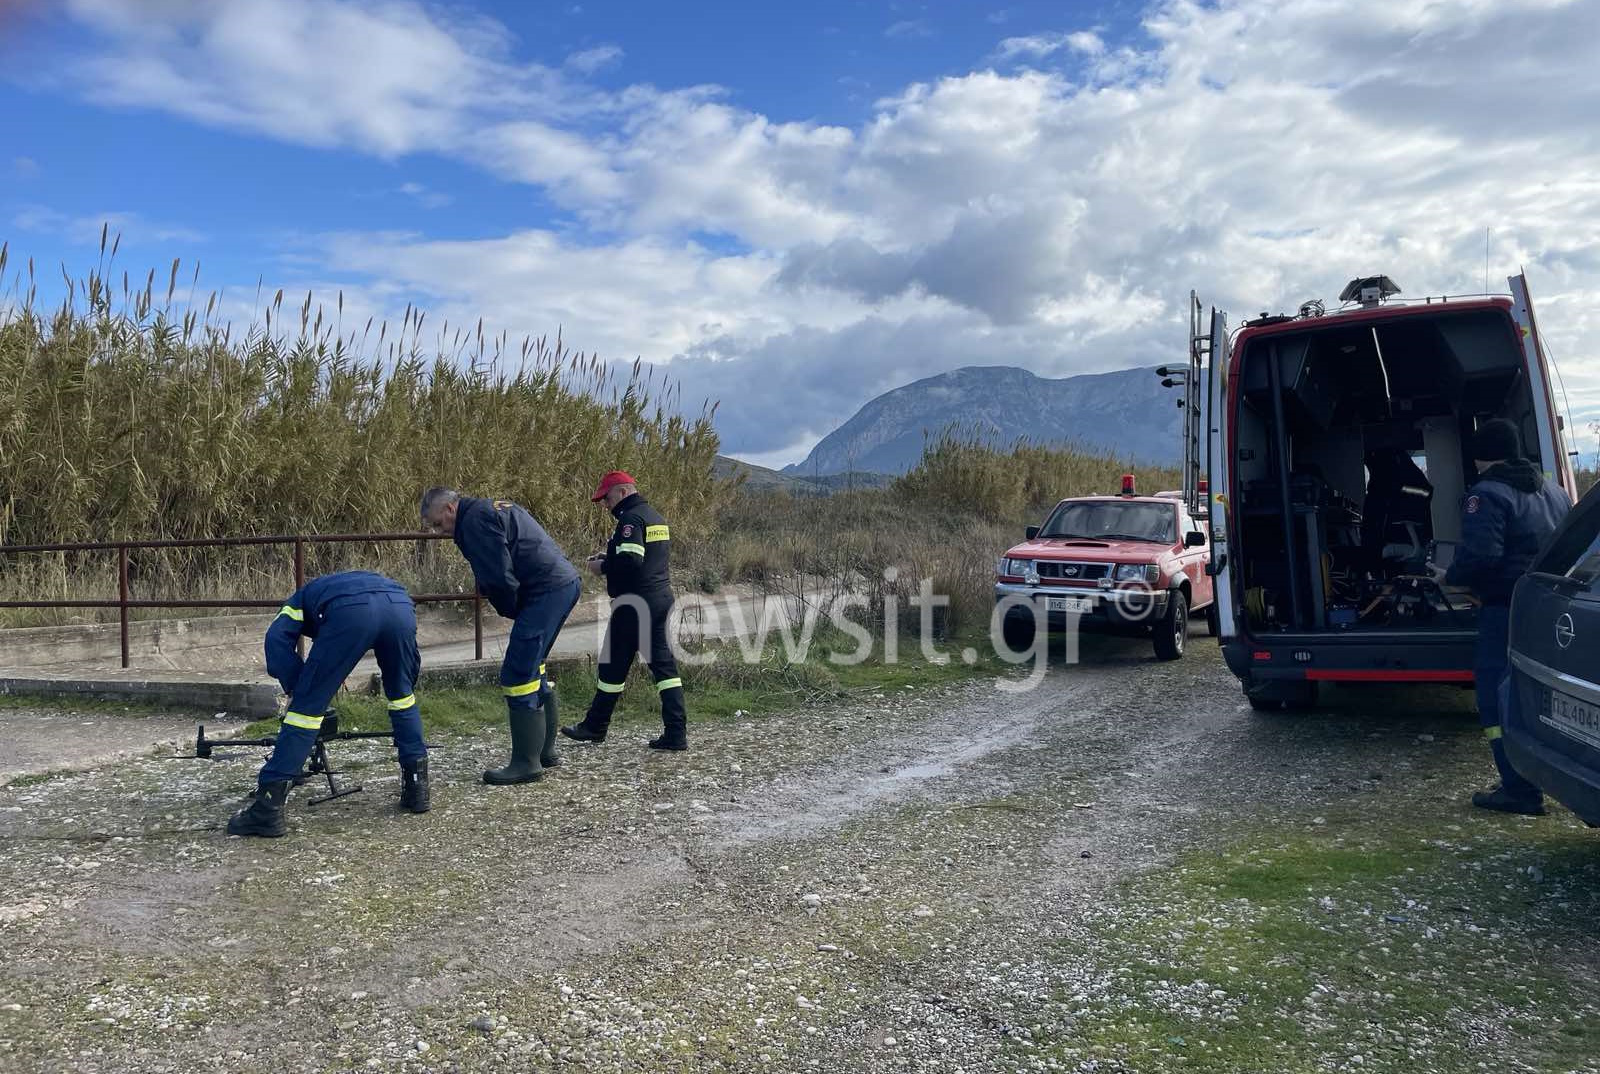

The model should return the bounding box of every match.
[603,493,674,601]
[264,571,410,695]
[452,497,579,618]
[1446,460,1571,605]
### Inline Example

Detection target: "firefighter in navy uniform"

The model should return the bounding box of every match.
[1442,419,1571,815]
[421,487,583,784]
[227,570,427,838]
[560,471,687,751]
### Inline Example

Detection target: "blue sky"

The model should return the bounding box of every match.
[4,0,1600,467]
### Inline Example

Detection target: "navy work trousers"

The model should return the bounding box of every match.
[259,591,423,786]
[1475,603,1542,803]
[500,577,582,713]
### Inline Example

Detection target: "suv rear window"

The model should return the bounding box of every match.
[1531,487,1600,590]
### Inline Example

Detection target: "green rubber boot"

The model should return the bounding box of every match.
[540,689,562,770]
[483,707,544,785]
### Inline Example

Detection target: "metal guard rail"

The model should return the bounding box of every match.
[0,532,484,668]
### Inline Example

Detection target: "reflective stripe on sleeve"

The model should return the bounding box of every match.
[283,710,323,730]
[645,525,670,542]
[617,542,646,557]
[387,694,417,711]
[656,677,683,692]
[503,679,542,698]
[278,605,305,621]
[1483,725,1504,741]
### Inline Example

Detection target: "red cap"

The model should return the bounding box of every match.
[591,470,636,502]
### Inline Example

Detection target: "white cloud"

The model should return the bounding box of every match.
[565,44,622,73]
[56,0,542,156]
[396,182,451,208]
[885,19,934,39]
[13,205,206,246]
[996,29,1105,60]
[28,0,1600,464]
[12,156,39,176]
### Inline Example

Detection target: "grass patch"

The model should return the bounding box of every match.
[240,629,1009,738]
[3,769,74,788]
[1044,815,1600,1072]
[0,691,204,717]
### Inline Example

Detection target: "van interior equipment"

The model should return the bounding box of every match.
[1199,271,1577,705]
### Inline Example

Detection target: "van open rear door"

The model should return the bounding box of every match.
[1508,272,1578,498]
[1196,293,1235,638]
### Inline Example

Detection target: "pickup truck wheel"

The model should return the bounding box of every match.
[1001,616,1035,651]
[1205,602,1221,637]
[1153,592,1187,661]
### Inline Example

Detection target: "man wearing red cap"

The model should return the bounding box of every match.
[561,471,687,750]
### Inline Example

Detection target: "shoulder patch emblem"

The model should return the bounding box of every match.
[1465,495,1481,514]
[493,499,513,511]
[621,524,634,537]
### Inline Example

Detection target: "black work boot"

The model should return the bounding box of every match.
[1471,785,1546,816]
[560,716,609,743]
[650,688,688,751]
[484,707,544,784]
[540,689,562,769]
[648,718,688,752]
[400,758,431,813]
[227,780,292,838]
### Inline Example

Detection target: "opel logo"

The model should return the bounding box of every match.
[1556,613,1575,650]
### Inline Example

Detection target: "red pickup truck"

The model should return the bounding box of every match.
[994,477,1216,660]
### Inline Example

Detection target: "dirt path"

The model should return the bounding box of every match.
[0,706,212,787]
[1,638,1595,1073]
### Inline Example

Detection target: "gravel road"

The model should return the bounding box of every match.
[1,635,1596,1073]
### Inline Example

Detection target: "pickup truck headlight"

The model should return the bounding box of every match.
[1115,563,1161,583]
[998,557,1032,577]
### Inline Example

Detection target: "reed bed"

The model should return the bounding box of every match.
[0,234,723,624]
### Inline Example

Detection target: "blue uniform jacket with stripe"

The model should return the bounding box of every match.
[452,497,580,619]
[264,571,410,696]
[1445,459,1570,606]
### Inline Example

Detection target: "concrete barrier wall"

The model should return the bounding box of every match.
[0,596,617,671]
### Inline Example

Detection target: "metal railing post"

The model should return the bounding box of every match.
[293,538,306,658]
[473,592,483,661]
[117,544,130,669]
[2,531,480,667]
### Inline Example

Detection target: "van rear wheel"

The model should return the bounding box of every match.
[1245,679,1317,712]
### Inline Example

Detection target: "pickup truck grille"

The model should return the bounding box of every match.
[1036,561,1111,581]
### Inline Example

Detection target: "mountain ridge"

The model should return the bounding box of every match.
[782,365,1183,476]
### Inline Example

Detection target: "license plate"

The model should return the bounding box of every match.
[1046,596,1094,614]
[1542,688,1600,751]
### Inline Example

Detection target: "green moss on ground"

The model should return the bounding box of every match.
[1044,809,1600,1073]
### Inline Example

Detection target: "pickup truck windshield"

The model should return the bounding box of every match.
[1040,502,1177,544]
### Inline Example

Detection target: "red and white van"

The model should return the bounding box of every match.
[1200,274,1579,708]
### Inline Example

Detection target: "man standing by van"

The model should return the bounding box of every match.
[1444,419,1570,815]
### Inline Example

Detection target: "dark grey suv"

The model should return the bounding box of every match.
[1506,482,1600,827]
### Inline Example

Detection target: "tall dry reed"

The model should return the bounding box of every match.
[0,234,725,621]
